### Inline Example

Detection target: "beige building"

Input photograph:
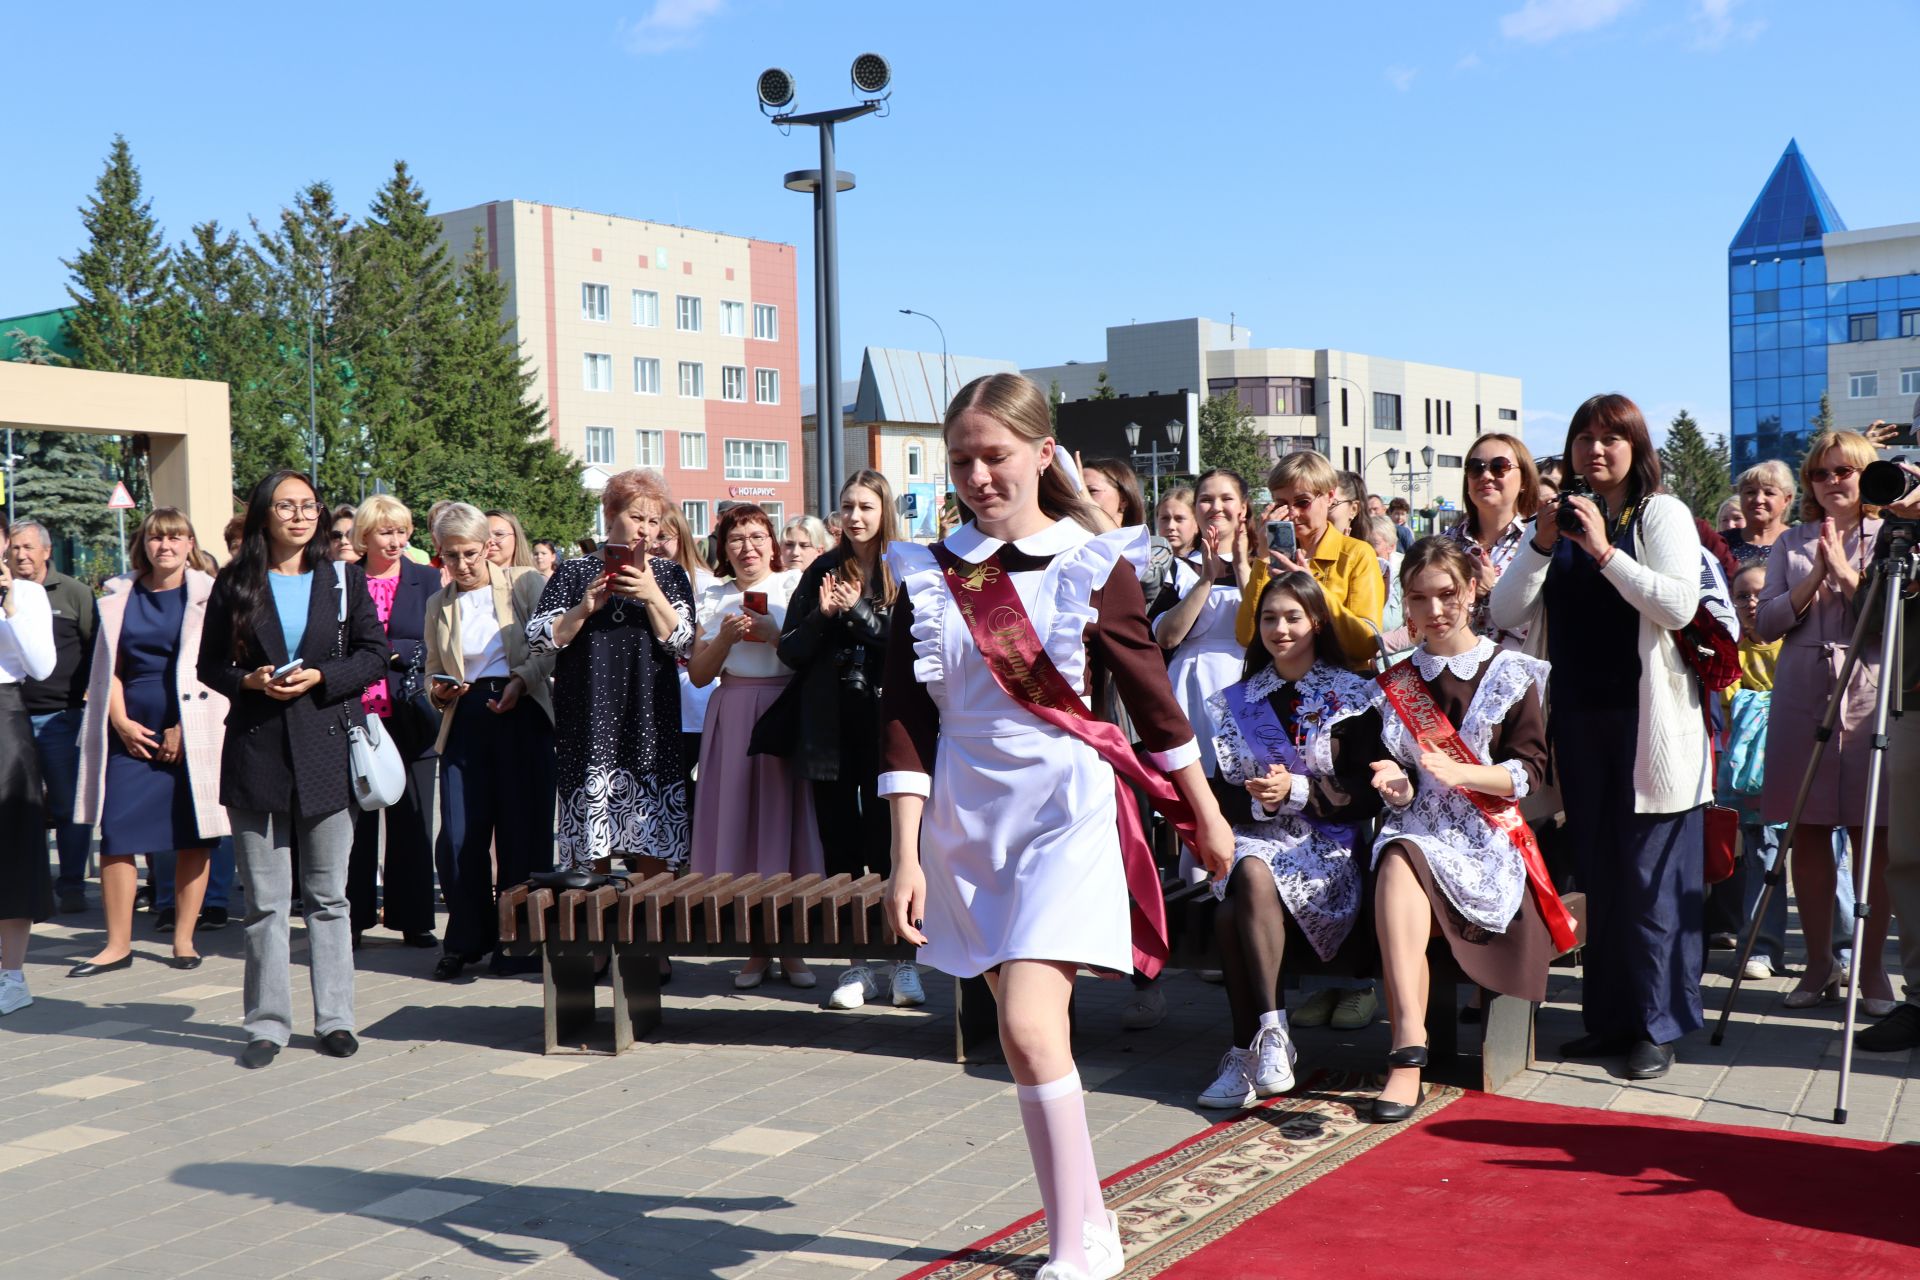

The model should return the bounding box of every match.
[1026,318,1523,514]
[1822,222,1920,431]
[433,201,804,537]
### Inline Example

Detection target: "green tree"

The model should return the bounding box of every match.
[1091,369,1117,400]
[5,329,68,366]
[1197,391,1269,487]
[1047,378,1063,431]
[1813,390,1834,434]
[1659,409,1732,520]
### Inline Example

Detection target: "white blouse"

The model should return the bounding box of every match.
[696,571,802,678]
[0,579,57,684]
[457,587,511,680]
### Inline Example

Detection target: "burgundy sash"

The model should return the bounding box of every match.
[931,544,1196,978]
[1376,661,1580,953]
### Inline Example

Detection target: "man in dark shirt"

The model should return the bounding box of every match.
[6,521,99,913]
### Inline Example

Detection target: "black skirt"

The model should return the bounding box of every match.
[0,685,54,922]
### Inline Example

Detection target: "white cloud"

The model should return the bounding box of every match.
[1385,65,1418,92]
[1499,0,1637,44]
[1689,0,1766,50]
[1454,52,1484,72]
[623,0,726,55]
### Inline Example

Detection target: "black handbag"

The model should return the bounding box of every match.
[396,646,442,743]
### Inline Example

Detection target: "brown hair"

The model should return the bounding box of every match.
[1562,394,1660,508]
[712,503,782,578]
[130,507,196,576]
[1241,571,1346,678]
[1397,534,1479,598]
[1459,432,1541,536]
[1798,429,1880,523]
[833,469,900,604]
[601,467,673,524]
[1083,457,1147,528]
[943,373,1106,534]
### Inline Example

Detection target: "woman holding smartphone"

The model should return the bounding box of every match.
[198,470,388,1069]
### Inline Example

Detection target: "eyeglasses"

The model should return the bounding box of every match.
[1465,457,1518,479]
[725,533,772,550]
[271,501,322,520]
[1808,466,1858,484]
[1270,494,1324,512]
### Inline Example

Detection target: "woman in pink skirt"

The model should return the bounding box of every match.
[689,503,824,990]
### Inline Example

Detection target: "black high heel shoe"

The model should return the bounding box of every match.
[1368,1045,1429,1124]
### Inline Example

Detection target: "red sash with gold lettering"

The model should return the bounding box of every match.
[931,545,1196,979]
[1375,661,1580,953]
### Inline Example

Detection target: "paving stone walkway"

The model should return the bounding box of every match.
[0,904,1910,1279]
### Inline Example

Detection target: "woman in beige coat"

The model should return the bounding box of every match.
[73,509,230,973]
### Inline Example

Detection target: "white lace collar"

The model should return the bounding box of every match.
[1411,636,1496,681]
[942,517,1094,565]
[1245,659,1336,702]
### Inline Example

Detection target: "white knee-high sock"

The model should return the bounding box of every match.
[1015,1071,1105,1266]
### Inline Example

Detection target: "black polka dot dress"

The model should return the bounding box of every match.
[528,555,694,870]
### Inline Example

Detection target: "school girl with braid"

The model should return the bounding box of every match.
[880,373,1233,1280]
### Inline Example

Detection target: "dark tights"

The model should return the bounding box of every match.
[1215,857,1289,1046]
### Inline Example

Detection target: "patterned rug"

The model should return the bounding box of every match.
[899,1072,1460,1279]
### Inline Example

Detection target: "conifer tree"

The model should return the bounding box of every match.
[1198,391,1270,490]
[1659,409,1732,520]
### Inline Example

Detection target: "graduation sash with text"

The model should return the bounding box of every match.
[932,544,1194,979]
[1219,681,1357,846]
[1375,661,1580,952]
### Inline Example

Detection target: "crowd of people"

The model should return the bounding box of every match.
[2,373,1918,1279]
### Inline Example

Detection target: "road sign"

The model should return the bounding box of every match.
[107,481,136,510]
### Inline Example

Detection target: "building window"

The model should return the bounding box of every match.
[906,442,924,478]
[1339,387,1349,427]
[754,368,779,404]
[721,365,747,402]
[1374,392,1402,432]
[1849,313,1878,343]
[1436,454,1463,468]
[676,295,702,332]
[583,353,613,391]
[633,357,660,395]
[585,426,615,465]
[682,500,709,537]
[724,438,789,481]
[678,361,705,398]
[1903,310,1920,338]
[1754,288,1779,313]
[1903,369,1920,397]
[1445,401,1453,435]
[1497,408,1518,421]
[1849,371,1879,399]
[720,300,746,337]
[761,501,784,526]
[632,289,659,327]
[679,432,707,470]
[581,283,610,322]
[753,303,779,341]
[635,429,665,467]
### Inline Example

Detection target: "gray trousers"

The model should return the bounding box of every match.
[1887,713,1920,996]
[231,807,356,1044]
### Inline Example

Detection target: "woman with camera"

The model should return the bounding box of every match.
[1755,430,1895,1015]
[1491,394,1709,1080]
[779,471,905,1010]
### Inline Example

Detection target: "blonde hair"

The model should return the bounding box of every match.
[433,502,491,548]
[658,503,711,580]
[353,493,414,557]
[783,515,831,553]
[130,507,196,576]
[1737,459,1796,501]
[944,373,1106,535]
[484,510,535,569]
[1266,450,1338,498]
[1798,430,1880,522]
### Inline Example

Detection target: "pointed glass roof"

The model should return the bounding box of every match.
[1730,139,1846,254]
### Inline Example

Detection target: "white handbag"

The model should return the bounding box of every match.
[333,562,407,810]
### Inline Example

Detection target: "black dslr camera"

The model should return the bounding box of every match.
[1556,472,1610,534]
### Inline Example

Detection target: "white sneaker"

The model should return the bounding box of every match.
[1742,955,1775,981]
[1082,1209,1125,1280]
[0,975,31,1016]
[1251,1025,1297,1096]
[890,962,926,1007]
[1120,984,1167,1030]
[826,966,879,1010]
[1197,1047,1257,1109]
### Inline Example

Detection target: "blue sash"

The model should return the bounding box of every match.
[1220,681,1356,845]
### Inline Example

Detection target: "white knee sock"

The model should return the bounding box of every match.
[1015,1071,1105,1266]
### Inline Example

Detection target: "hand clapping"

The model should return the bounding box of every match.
[1243,762,1293,809]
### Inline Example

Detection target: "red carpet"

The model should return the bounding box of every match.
[1161,1091,1920,1280]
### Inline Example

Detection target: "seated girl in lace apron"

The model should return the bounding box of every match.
[1366,538,1577,1122]
[1197,571,1386,1110]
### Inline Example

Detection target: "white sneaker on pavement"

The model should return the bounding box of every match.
[1120,984,1167,1030]
[826,966,879,1010]
[1251,1025,1297,1096]
[1197,1047,1258,1109]
[890,962,926,1007]
[0,974,31,1016]
[1742,955,1775,981]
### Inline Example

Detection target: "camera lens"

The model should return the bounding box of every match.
[1861,457,1919,506]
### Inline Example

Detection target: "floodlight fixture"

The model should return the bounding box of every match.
[851,52,891,98]
[758,67,796,113]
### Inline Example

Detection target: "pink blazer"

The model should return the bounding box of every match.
[74,570,232,839]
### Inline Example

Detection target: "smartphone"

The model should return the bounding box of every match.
[1265,520,1297,560]
[601,542,634,574]
[742,590,769,615]
[429,673,463,687]
[270,658,305,680]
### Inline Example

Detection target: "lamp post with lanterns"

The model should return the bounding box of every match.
[1124,418,1188,507]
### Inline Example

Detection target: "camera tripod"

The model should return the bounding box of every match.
[1712,523,1912,1124]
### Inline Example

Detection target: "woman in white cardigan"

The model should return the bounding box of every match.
[1491,394,1709,1082]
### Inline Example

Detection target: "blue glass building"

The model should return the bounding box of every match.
[1728,140,1846,471]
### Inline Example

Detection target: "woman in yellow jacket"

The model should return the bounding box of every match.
[1235,451,1385,671]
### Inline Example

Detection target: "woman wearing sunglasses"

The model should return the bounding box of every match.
[1754,429,1895,1016]
[1445,434,1540,648]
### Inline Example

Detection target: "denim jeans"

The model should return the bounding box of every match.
[28,708,92,897]
[231,807,356,1044]
[1737,822,1789,964]
[151,838,236,912]
[1831,828,1857,970]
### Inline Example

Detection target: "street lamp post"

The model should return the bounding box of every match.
[1373,445,1438,533]
[1325,371,1369,490]
[899,308,948,416]
[1124,418,1188,507]
[761,57,892,519]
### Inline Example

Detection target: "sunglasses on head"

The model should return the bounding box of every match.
[1465,457,1517,479]
[1808,466,1857,484]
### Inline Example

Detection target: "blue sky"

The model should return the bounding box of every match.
[5,0,1916,457]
